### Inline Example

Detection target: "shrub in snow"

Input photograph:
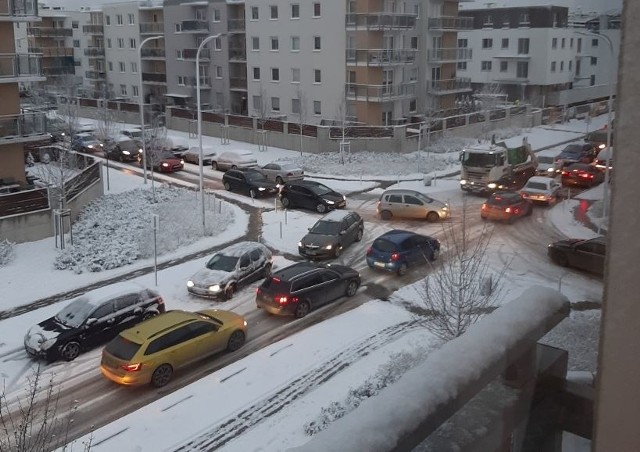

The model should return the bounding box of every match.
[54,187,234,273]
[0,239,15,267]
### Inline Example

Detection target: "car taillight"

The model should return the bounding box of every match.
[391,252,400,261]
[481,203,487,210]
[256,287,262,295]
[275,295,298,305]
[121,363,142,372]
[561,171,569,176]
[579,173,593,179]
[366,247,373,256]
[505,207,512,213]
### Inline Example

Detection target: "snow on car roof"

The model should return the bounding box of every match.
[526,176,554,185]
[70,281,150,308]
[320,210,355,222]
[223,150,254,156]
[216,241,266,257]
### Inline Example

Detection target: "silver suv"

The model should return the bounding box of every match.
[377,189,449,222]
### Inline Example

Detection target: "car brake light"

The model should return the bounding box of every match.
[121,363,142,372]
[256,287,262,294]
[561,171,569,176]
[481,203,487,210]
[366,247,373,256]
[505,207,512,213]
[391,252,400,261]
[275,295,298,305]
[579,173,593,179]
[272,277,281,283]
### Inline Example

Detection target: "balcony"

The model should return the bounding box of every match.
[0,112,48,145]
[227,18,245,32]
[142,72,167,84]
[84,47,105,57]
[229,77,247,90]
[82,24,104,34]
[345,13,417,30]
[85,70,106,80]
[346,82,417,102]
[346,48,417,66]
[141,48,165,59]
[179,20,209,33]
[42,65,74,76]
[428,16,474,31]
[228,47,246,61]
[28,27,73,38]
[428,77,473,95]
[0,53,44,83]
[427,47,473,63]
[182,48,209,60]
[32,47,74,57]
[140,22,164,34]
[0,0,38,21]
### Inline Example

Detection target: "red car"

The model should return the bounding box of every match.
[142,150,184,173]
[481,192,533,224]
[561,163,604,188]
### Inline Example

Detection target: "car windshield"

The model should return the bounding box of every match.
[462,151,497,167]
[308,183,333,196]
[160,151,176,159]
[206,254,238,272]
[246,171,267,182]
[125,130,143,139]
[561,146,583,157]
[487,195,518,206]
[105,335,142,360]
[309,221,341,235]
[372,238,397,253]
[538,156,555,164]
[524,182,549,191]
[55,297,95,327]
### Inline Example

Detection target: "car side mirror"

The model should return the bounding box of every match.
[85,318,97,327]
[340,230,347,235]
[308,227,312,231]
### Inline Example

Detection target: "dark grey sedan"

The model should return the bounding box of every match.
[298,210,363,259]
[547,236,606,276]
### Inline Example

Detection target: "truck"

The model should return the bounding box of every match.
[459,136,537,194]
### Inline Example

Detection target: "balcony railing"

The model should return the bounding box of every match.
[228,47,246,61]
[427,47,473,63]
[0,112,48,144]
[428,77,473,94]
[182,48,209,60]
[428,16,474,31]
[28,27,73,37]
[345,13,417,30]
[0,0,38,19]
[84,47,105,57]
[0,53,42,80]
[180,20,209,33]
[85,70,106,80]
[346,82,417,101]
[141,48,165,58]
[140,22,164,34]
[31,47,74,57]
[142,72,167,84]
[82,24,104,34]
[42,66,74,76]
[346,48,417,66]
[230,77,247,90]
[186,76,210,87]
[227,18,245,32]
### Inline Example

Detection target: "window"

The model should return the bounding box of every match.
[116,14,123,25]
[409,99,417,113]
[291,36,300,51]
[176,49,183,59]
[270,5,278,19]
[292,68,300,83]
[91,303,114,320]
[590,74,596,86]
[216,66,222,78]
[108,61,113,71]
[592,38,599,47]
[501,38,509,49]
[195,8,206,20]
[552,38,557,49]
[551,61,556,72]
[119,62,125,72]
[130,62,137,73]
[271,97,280,111]
[314,69,321,83]
[214,9,220,22]
[253,95,262,110]
[569,60,572,71]
[382,111,392,125]
[560,61,564,71]
[271,37,279,51]
[175,23,182,32]
[214,37,222,50]
[291,4,299,19]
[561,38,566,49]
[483,14,493,27]
[570,38,574,48]
[251,6,259,20]
[481,61,492,71]
[291,98,300,114]
[252,67,260,80]
[178,75,186,86]
[105,15,110,25]
[313,100,321,115]
[271,67,280,81]
[129,38,137,49]
[519,13,529,25]
[313,36,321,51]
[128,13,135,25]
[577,38,582,53]
[409,68,417,80]
[517,61,528,78]
[132,85,139,97]
[500,61,508,72]
[107,38,112,48]
[252,37,259,51]
[73,39,80,48]
[118,38,124,48]
[72,20,78,29]
[313,3,321,17]
[120,84,127,96]
[517,38,529,54]
[591,57,598,65]
[482,38,493,49]
[457,61,467,71]
[411,37,418,49]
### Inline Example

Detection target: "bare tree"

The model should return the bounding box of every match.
[142,113,168,201]
[94,87,118,145]
[254,85,270,151]
[334,89,351,165]
[415,200,509,340]
[294,87,308,157]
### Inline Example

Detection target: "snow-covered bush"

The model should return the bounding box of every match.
[54,186,234,273]
[0,238,15,267]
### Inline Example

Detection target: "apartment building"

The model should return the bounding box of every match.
[82,10,106,98]
[138,1,166,106]
[0,0,47,185]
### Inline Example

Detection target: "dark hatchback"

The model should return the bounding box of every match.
[279,180,346,213]
[105,139,142,162]
[555,143,597,168]
[222,169,278,198]
[256,262,360,318]
[298,210,364,259]
[561,163,605,188]
[366,230,440,276]
[548,236,606,276]
[23,284,165,362]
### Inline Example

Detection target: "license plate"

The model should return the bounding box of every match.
[374,262,386,268]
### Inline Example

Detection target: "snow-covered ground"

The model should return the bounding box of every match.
[0,115,608,452]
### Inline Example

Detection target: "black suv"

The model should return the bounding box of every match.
[222,169,278,198]
[24,284,165,362]
[279,180,346,213]
[256,262,360,318]
[298,210,364,259]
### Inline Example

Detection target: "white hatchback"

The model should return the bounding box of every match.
[520,176,562,205]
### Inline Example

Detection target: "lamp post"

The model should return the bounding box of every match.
[196,33,225,235]
[578,31,615,233]
[138,35,164,184]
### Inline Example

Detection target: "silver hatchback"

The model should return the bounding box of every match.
[377,189,449,222]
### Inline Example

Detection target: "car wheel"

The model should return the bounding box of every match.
[60,341,81,361]
[275,176,284,185]
[224,284,235,300]
[294,300,311,319]
[224,181,231,191]
[380,210,392,220]
[231,165,238,170]
[508,215,516,225]
[226,330,245,352]
[249,188,258,198]
[553,251,569,267]
[481,215,487,221]
[333,245,342,258]
[281,197,291,208]
[355,228,363,242]
[316,203,327,214]
[118,154,124,163]
[526,204,533,216]
[151,364,173,388]
[346,279,359,297]
[262,263,272,278]
[211,161,219,171]
[397,262,408,276]
[431,248,440,261]
[426,211,439,223]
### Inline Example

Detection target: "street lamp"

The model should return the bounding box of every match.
[196,33,225,235]
[577,30,615,233]
[138,35,164,184]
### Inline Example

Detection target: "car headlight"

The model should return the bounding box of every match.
[442,204,449,211]
[40,337,57,350]
[488,183,497,189]
[180,159,185,165]
[460,179,467,185]
[208,284,221,292]
[187,280,194,288]
[258,187,266,191]
[122,150,131,155]
[99,143,104,147]
[326,200,335,205]
[599,144,606,149]
[88,144,94,149]
[547,167,554,172]
[342,195,346,201]
[162,162,169,167]
[298,241,303,247]
[324,244,333,250]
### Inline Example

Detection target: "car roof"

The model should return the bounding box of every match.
[490,191,522,201]
[536,148,562,158]
[216,241,266,257]
[289,180,324,187]
[318,210,356,222]
[69,281,151,309]
[271,262,325,281]
[526,176,555,185]
[122,310,200,342]
[221,150,254,156]
[375,229,419,243]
